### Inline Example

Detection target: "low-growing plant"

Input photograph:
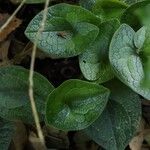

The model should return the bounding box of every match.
[1,0,150,149]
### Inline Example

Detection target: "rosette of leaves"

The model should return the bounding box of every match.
[25,3,101,58]
[109,24,150,99]
[0,66,54,123]
[85,79,141,150]
[79,19,120,83]
[121,0,150,29]
[46,79,110,131]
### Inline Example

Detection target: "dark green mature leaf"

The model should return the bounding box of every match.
[109,24,150,99]
[92,0,127,21]
[79,19,120,83]
[79,0,96,10]
[46,79,110,131]
[0,118,15,150]
[25,3,101,58]
[85,79,141,150]
[0,66,54,123]
[121,0,150,29]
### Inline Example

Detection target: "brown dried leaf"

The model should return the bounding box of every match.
[43,125,69,149]
[0,13,22,42]
[0,39,10,61]
[0,14,9,27]
[12,121,27,150]
[29,132,45,150]
[129,119,145,150]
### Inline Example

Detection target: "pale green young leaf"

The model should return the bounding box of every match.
[79,19,120,83]
[109,24,150,99]
[46,79,110,131]
[134,26,146,50]
[79,0,96,10]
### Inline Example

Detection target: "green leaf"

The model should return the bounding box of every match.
[85,79,141,150]
[0,118,15,150]
[79,19,120,83]
[109,24,150,99]
[46,79,110,131]
[121,0,150,29]
[25,3,101,58]
[92,0,127,21]
[79,0,96,10]
[0,66,54,123]
[142,25,150,56]
[134,3,150,26]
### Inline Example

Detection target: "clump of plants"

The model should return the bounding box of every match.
[1,0,150,149]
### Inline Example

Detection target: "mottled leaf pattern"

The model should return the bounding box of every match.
[46,79,110,131]
[25,3,101,58]
[109,24,150,99]
[0,66,54,123]
[79,19,120,83]
[85,79,141,150]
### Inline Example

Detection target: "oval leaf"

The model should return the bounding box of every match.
[79,19,120,83]
[134,26,146,49]
[109,24,150,99]
[25,3,101,58]
[85,79,141,150]
[0,66,54,123]
[46,79,110,131]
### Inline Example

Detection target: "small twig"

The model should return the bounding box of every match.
[29,0,50,149]
[0,0,26,34]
